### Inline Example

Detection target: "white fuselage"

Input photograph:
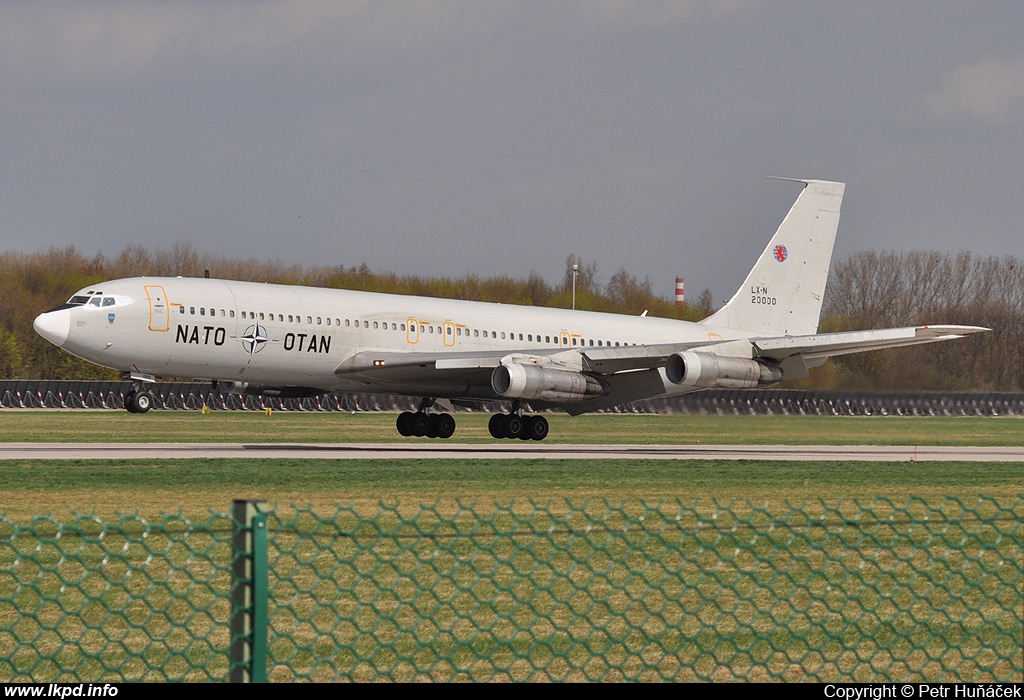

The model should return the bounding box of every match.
[38,276,745,400]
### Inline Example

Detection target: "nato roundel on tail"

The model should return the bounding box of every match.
[701,179,845,337]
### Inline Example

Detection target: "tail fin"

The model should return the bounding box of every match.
[700,178,845,337]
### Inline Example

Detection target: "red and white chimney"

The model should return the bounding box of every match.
[675,277,685,305]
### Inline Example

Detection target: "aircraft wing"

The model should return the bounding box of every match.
[335,325,988,384]
[334,339,726,382]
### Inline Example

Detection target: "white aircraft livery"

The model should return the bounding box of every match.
[34,179,987,440]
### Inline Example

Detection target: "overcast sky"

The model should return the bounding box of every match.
[3,1,1023,305]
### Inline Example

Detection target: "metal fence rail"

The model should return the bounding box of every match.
[2,497,1021,682]
[4,380,1024,416]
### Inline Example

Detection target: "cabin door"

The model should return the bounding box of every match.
[144,285,169,331]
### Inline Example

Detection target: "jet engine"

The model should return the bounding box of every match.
[491,363,606,403]
[665,351,782,389]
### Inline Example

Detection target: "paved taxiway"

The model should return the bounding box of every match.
[2,443,1022,461]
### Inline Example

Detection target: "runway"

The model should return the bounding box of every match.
[1,442,1022,461]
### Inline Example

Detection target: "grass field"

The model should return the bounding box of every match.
[2,411,1020,682]
[2,410,1024,445]
[1,411,1021,519]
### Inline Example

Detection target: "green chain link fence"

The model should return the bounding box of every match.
[2,497,1021,682]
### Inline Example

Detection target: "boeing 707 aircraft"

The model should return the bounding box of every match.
[33,179,986,440]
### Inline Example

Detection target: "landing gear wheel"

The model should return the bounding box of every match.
[134,391,153,413]
[525,415,549,441]
[504,414,524,439]
[126,390,153,414]
[430,413,456,439]
[396,412,415,436]
[410,413,430,437]
[488,413,507,439]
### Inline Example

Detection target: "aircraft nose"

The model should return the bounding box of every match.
[34,309,71,347]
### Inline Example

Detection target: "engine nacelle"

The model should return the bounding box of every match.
[665,351,782,389]
[491,363,606,403]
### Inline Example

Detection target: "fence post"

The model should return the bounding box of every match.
[230,499,270,682]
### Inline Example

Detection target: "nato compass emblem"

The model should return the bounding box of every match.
[107,313,116,325]
[773,245,788,262]
[238,323,271,357]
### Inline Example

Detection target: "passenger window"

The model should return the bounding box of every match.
[401,323,406,331]
[259,313,265,320]
[229,311,235,318]
[200,308,206,316]
[447,326,452,336]
[189,306,195,315]
[179,307,185,314]
[373,321,379,329]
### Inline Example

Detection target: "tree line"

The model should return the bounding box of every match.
[0,244,1015,391]
[819,250,1022,391]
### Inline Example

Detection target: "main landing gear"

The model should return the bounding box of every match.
[396,398,456,439]
[394,398,550,441]
[123,387,154,413]
[488,412,549,441]
[396,411,457,439]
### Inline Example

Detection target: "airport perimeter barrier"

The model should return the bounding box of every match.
[3,380,1024,417]
[1,497,1021,682]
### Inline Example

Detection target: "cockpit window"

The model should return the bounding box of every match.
[102,297,115,307]
[68,296,90,306]
[88,297,102,307]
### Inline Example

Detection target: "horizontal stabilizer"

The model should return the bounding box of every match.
[753,325,990,362]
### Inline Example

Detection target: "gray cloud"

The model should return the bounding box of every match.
[2,1,1022,307]
[922,55,1024,126]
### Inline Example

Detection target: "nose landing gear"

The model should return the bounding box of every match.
[123,388,154,413]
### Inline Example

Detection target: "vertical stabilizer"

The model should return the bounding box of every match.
[701,179,844,337]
